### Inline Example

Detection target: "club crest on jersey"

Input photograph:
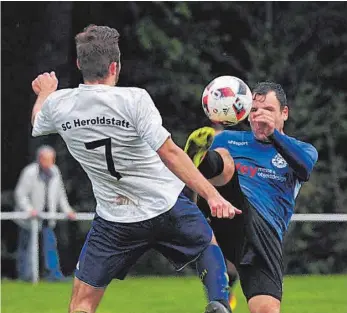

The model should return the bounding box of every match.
[272,153,287,168]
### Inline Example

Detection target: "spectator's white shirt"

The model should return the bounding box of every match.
[32,84,184,222]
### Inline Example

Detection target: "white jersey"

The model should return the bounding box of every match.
[32,84,185,222]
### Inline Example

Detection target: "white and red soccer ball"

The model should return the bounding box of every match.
[202,76,253,125]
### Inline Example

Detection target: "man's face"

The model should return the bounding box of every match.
[249,91,288,139]
[39,151,55,170]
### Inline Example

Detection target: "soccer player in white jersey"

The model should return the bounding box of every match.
[30,25,242,313]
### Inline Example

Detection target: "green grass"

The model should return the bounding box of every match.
[1,275,346,313]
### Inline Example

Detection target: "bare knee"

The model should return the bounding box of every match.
[209,148,235,186]
[69,277,105,313]
[248,295,281,313]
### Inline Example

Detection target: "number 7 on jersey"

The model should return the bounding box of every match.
[84,138,122,180]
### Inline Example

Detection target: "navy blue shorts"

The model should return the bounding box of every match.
[75,193,213,288]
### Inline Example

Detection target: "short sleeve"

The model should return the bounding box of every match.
[32,96,56,137]
[133,90,170,151]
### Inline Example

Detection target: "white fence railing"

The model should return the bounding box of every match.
[1,211,347,283]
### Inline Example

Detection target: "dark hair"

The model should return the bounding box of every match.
[75,25,120,82]
[252,81,287,108]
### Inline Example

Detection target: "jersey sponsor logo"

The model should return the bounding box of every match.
[228,140,248,146]
[257,168,287,182]
[61,116,130,131]
[272,153,287,168]
[236,162,258,177]
[236,162,287,182]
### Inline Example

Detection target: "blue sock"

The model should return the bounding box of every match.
[196,244,230,304]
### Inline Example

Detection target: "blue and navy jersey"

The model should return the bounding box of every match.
[211,130,318,240]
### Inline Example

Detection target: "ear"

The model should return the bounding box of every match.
[282,105,289,121]
[76,59,81,70]
[109,62,117,76]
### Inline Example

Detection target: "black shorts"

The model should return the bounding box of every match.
[75,193,213,288]
[197,171,284,302]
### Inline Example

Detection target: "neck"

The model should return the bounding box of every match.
[39,166,51,173]
[84,77,115,86]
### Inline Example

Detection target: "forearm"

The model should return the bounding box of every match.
[31,93,51,126]
[268,129,314,181]
[59,195,73,213]
[159,144,220,201]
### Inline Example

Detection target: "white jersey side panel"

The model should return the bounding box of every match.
[32,84,185,222]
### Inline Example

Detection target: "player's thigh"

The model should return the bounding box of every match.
[210,214,246,266]
[239,262,282,305]
[248,295,281,313]
[75,214,150,288]
[198,170,248,264]
[238,208,284,304]
[154,193,213,270]
[69,277,105,313]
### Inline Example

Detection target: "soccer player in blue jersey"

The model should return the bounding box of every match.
[184,82,318,313]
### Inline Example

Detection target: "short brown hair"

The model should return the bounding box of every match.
[75,25,120,82]
[252,81,287,109]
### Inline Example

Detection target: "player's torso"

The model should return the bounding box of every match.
[222,131,300,237]
[49,85,184,222]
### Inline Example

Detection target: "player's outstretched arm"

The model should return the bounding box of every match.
[251,108,318,181]
[158,137,241,219]
[267,129,318,181]
[31,72,58,125]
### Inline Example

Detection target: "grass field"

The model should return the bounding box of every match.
[1,275,346,313]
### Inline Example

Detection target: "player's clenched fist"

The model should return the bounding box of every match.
[249,108,276,141]
[32,71,58,96]
[208,195,242,219]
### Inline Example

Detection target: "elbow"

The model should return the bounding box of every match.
[296,164,313,182]
[298,171,310,182]
[297,146,318,182]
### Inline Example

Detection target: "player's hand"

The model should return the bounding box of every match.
[29,209,38,218]
[207,195,242,219]
[67,211,77,220]
[249,108,275,141]
[32,78,41,95]
[32,71,58,96]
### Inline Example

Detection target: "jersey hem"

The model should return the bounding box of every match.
[95,205,173,223]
